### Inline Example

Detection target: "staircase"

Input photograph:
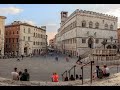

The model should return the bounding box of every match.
[79,45,104,64]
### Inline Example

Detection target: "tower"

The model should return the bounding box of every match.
[60,11,68,26]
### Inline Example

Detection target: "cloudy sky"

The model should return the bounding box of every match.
[0,4,120,42]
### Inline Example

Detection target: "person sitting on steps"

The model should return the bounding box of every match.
[93,66,103,79]
[69,75,75,81]
[103,65,110,77]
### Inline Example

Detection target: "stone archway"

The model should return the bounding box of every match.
[113,45,117,49]
[24,42,30,55]
[107,45,112,49]
[88,37,94,48]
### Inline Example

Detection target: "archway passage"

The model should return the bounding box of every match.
[88,38,94,48]
[113,45,117,49]
[107,45,111,49]
[24,47,28,55]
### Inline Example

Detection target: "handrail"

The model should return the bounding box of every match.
[68,65,76,79]
[61,70,67,81]
[81,61,94,85]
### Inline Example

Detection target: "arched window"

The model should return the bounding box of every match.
[17,31,18,34]
[82,20,86,27]
[89,21,93,28]
[110,24,113,30]
[95,22,99,29]
[105,24,108,29]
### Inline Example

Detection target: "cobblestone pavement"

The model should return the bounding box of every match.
[0,53,120,81]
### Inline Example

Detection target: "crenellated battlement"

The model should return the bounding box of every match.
[78,9,118,20]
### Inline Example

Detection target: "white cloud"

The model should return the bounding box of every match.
[22,20,36,25]
[0,6,23,15]
[105,8,120,17]
[105,8,120,28]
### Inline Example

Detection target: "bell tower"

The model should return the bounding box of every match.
[60,11,68,26]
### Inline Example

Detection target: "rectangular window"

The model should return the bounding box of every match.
[16,38,18,42]
[6,45,7,48]
[82,38,86,43]
[6,38,7,43]
[9,38,11,43]
[28,28,31,33]
[24,28,25,33]
[9,31,11,35]
[33,42,35,45]
[28,37,30,41]
[34,33,35,37]
[24,36,25,41]
[13,38,14,43]
[6,32,7,35]
[17,31,19,34]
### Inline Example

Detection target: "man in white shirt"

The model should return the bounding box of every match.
[11,67,19,80]
[103,65,110,77]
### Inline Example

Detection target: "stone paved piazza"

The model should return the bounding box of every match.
[0,54,119,81]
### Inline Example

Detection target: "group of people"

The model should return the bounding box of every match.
[93,65,110,79]
[55,56,70,62]
[65,74,83,81]
[11,67,30,81]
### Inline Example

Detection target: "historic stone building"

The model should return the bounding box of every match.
[117,28,120,43]
[55,9,118,56]
[5,21,47,56]
[49,38,55,48]
[0,16,6,56]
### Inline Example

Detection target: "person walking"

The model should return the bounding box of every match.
[21,55,24,60]
[55,56,58,61]
[66,56,69,62]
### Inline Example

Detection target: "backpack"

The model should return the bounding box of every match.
[97,69,103,79]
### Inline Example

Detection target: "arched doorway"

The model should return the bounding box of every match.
[88,37,94,48]
[113,45,117,49]
[24,47,28,55]
[107,45,112,49]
